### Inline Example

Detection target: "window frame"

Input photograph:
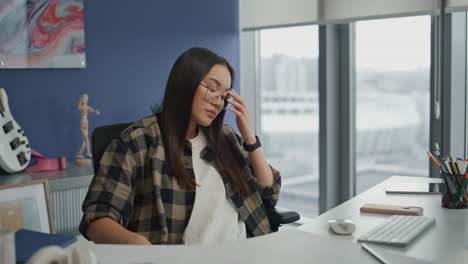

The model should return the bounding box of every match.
[240,12,468,214]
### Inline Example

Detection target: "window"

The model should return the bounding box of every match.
[259,25,319,216]
[355,16,431,193]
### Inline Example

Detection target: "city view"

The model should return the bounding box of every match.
[258,17,430,216]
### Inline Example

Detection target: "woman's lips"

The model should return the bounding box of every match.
[206,110,216,118]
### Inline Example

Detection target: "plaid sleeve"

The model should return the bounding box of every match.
[230,128,282,207]
[251,165,281,207]
[79,138,137,238]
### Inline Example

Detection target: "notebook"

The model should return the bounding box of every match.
[385,182,444,194]
[15,229,77,264]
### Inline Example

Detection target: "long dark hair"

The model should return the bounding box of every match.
[159,47,251,198]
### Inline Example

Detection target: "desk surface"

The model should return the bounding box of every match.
[298,176,468,264]
[92,230,381,264]
[85,176,467,264]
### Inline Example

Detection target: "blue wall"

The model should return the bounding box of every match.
[0,0,240,160]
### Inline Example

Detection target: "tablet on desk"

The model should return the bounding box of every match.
[385,182,444,194]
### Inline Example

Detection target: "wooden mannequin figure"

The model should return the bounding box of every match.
[75,94,100,167]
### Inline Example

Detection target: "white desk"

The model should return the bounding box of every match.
[85,176,466,264]
[298,176,468,264]
[92,230,380,264]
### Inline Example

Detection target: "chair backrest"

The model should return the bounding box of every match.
[91,123,132,175]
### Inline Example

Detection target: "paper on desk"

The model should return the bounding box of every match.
[361,243,435,264]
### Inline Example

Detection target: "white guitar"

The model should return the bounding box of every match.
[0,88,31,173]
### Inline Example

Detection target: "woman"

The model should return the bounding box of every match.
[79,47,281,245]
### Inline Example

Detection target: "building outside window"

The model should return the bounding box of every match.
[259,25,319,216]
[355,16,431,193]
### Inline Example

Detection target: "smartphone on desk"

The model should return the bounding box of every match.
[360,203,424,216]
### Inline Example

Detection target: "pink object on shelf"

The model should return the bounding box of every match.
[24,149,67,173]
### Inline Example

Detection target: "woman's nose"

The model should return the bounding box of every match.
[211,96,223,108]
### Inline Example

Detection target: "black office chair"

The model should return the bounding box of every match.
[91,123,300,232]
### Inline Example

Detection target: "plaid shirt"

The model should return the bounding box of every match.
[79,115,281,244]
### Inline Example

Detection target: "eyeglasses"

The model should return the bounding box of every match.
[200,83,231,110]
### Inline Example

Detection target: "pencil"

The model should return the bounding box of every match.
[449,155,460,175]
[426,151,442,170]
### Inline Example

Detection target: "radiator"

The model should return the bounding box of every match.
[50,187,88,234]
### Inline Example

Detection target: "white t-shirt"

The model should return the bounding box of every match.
[182,130,247,245]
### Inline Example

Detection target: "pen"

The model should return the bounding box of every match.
[456,159,467,176]
[464,174,468,202]
[449,155,464,186]
[462,174,468,202]
[434,154,450,173]
[455,174,468,204]
[443,173,457,195]
[430,146,447,171]
[442,176,452,205]
[443,159,453,174]
[449,155,459,175]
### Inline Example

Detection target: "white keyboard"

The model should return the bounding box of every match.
[357,215,435,247]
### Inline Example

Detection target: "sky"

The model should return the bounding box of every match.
[260,16,431,72]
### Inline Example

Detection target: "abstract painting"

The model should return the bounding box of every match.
[0,0,86,69]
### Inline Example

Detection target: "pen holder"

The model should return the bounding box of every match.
[440,172,468,209]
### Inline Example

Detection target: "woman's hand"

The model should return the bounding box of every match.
[227,90,274,187]
[227,90,256,144]
[87,217,151,245]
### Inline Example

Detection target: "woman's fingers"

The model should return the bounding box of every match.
[228,106,241,116]
[228,90,246,106]
[227,90,250,116]
[229,105,248,122]
[228,94,255,141]
[227,98,245,114]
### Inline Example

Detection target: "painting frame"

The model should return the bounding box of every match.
[0,0,86,69]
[0,179,55,233]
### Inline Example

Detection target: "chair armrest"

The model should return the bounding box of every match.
[266,207,300,232]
